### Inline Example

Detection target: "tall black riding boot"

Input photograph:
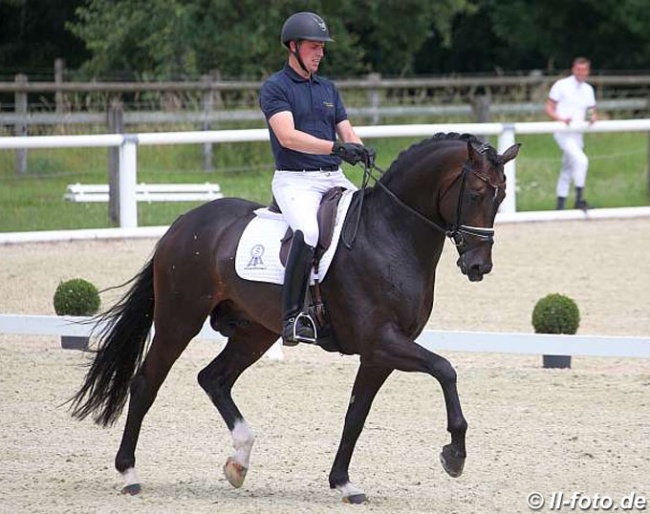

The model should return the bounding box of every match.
[556,196,566,210]
[281,230,316,346]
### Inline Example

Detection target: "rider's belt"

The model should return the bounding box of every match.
[281,164,340,172]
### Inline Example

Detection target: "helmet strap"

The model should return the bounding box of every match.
[291,40,311,76]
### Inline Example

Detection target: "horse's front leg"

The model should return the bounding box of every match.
[329,364,392,504]
[368,332,468,479]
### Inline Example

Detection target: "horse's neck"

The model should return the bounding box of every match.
[364,185,446,272]
[382,145,457,215]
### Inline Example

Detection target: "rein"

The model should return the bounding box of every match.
[343,157,500,249]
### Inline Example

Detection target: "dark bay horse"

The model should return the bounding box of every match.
[70,132,520,503]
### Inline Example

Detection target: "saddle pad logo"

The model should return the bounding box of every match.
[235,189,355,285]
[246,244,266,269]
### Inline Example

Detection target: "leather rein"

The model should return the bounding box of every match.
[349,153,504,249]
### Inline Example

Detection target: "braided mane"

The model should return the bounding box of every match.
[382,132,499,181]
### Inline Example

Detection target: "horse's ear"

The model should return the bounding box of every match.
[466,140,484,165]
[500,143,521,164]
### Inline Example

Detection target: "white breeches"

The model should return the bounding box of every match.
[272,169,357,247]
[553,133,589,197]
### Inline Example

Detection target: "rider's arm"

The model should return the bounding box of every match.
[545,98,570,125]
[268,111,337,154]
[335,119,362,145]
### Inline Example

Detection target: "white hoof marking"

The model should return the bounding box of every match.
[122,467,139,487]
[231,419,255,468]
[336,481,365,498]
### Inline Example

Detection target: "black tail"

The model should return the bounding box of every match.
[69,257,155,427]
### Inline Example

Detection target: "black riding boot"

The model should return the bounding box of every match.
[282,231,316,346]
[556,196,566,210]
[574,187,591,210]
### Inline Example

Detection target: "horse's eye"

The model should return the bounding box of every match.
[468,191,482,203]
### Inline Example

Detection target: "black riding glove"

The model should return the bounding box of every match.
[331,141,367,165]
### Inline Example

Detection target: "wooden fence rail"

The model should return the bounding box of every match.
[4,72,650,93]
[2,62,650,176]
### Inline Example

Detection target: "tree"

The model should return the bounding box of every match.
[484,0,650,71]
[331,0,475,76]
[67,0,358,79]
[0,0,88,74]
[66,0,472,79]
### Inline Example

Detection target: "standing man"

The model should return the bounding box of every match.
[545,57,598,210]
[259,12,374,346]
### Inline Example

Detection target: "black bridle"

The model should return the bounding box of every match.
[346,153,504,249]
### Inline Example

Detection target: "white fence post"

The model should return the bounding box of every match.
[118,135,139,228]
[498,124,517,213]
[4,119,650,227]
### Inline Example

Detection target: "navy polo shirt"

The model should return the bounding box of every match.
[259,64,348,170]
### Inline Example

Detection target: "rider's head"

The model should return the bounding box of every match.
[281,12,334,76]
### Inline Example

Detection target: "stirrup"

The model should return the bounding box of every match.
[284,312,318,345]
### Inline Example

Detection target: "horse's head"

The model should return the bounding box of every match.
[439,139,520,282]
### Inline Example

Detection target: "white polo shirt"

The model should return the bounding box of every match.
[548,75,596,123]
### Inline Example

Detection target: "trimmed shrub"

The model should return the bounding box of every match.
[532,293,580,335]
[53,278,101,316]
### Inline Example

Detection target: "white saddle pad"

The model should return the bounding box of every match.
[235,189,355,285]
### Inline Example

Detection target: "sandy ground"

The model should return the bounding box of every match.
[0,217,649,514]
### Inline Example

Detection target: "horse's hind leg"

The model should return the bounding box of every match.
[115,313,207,495]
[197,323,277,489]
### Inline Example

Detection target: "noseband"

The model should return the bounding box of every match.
[371,153,504,248]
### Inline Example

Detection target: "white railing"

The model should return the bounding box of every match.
[0,314,647,358]
[1,119,649,228]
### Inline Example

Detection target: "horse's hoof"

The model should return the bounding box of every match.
[223,457,248,488]
[343,493,368,504]
[121,483,142,495]
[439,444,465,478]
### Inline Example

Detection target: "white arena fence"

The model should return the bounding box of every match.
[2,119,650,229]
[1,314,648,359]
[1,205,650,245]
[1,120,649,360]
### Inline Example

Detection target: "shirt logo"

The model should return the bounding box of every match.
[323,101,334,108]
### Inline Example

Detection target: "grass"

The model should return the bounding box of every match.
[512,132,649,210]
[1,129,649,232]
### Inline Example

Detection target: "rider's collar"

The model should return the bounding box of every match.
[283,63,320,83]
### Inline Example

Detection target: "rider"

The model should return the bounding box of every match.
[259,12,374,346]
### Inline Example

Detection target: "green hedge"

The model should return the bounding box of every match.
[532,293,580,335]
[53,278,101,316]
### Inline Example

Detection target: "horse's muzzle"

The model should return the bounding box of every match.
[457,255,492,282]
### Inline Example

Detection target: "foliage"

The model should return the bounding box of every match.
[331,0,476,76]
[53,278,101,316]
[481,0,650,70]
[65,0,471,79]
[0,0,88,73]
[532,293,580,335]
[3,0,650,76]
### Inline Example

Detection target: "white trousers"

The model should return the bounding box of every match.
[272,169,357,247]
[553,133,589,198]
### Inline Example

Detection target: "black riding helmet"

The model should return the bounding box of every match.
[281,12,334,48]
[281,12,334,75]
